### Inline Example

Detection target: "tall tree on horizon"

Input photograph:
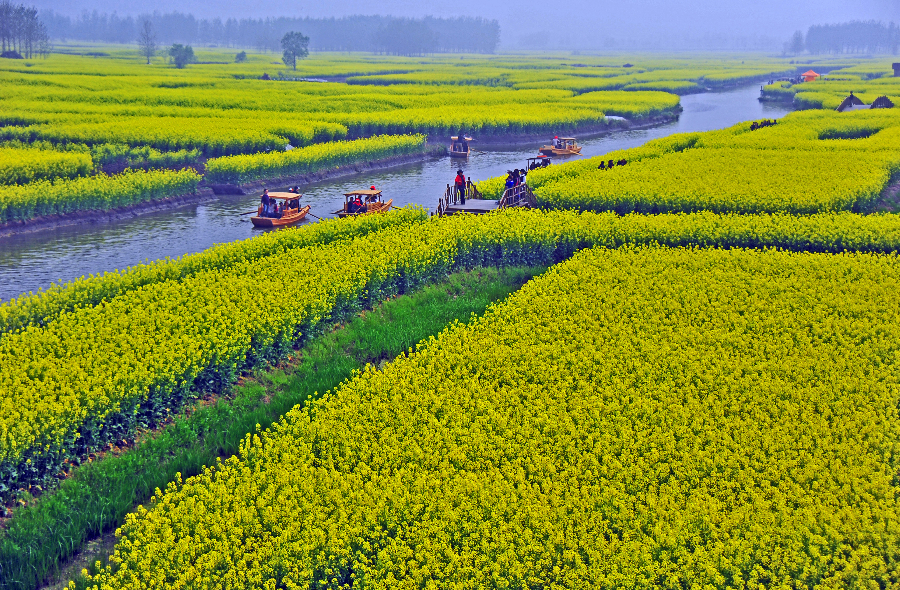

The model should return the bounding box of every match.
[788,30,805,54]
[281,30,309,70]
[0,0,49,57]
[137,19,156,64]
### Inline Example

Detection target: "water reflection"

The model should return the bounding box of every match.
[0,84,791,302]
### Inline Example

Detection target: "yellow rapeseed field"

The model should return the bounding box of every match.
[6,207,900,498]
[479,108,900,214]
[81,245,900,588]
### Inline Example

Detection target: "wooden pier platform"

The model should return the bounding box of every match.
[442,199,500,215]
[435,182,536,217]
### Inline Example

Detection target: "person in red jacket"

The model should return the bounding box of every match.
[454,169,467,204]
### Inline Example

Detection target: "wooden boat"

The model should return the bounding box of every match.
[525,155,552,171]
[449,135,472,158]
[251,192,311,227]
[539,137,582,156]
[335,189,393,218]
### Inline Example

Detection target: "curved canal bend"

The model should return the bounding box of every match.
[0,84,791,302]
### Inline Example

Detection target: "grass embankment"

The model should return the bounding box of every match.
[0,265,546,590]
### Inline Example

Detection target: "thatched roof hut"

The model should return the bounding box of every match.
[836,92,867,112]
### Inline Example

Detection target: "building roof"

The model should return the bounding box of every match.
[872,95,895,109]
[802,70,820,76]
[836,94,867,112]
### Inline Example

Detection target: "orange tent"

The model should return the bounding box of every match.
[801,70,821,82]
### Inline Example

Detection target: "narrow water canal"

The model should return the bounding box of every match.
[0,84,791,302]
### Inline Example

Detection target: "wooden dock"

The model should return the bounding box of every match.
[443,200,500,215]
[435,181,537,216]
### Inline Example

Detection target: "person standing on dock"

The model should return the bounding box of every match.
[454,169,466,205]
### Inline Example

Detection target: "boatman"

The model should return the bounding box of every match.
[260,189,270,215]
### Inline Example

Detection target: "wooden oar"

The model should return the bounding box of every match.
[306,211,323,220]
[240,210,258,216]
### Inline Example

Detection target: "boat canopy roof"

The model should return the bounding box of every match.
[450,136,473,141]
[527,155,551,161]
[344,189,382,197]
[266,192,302,200]
[559,137,577,141]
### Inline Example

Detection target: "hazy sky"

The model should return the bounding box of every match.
[31,0,900,48]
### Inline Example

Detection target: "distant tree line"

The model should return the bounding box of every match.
[0,0,50,57]
[39,11,500,54]
[785,21,900,55]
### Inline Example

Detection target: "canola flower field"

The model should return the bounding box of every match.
[81,244,900,588]
[5,49,900,589]
[760,60,900,109]
[204,134,428,184]
[0,135,427,224]
[6,206,900,500]
[0,168,201,224]
[479,107,900,214]
[0,49,803,225]
[0,50,704,157]
[0,146,91,186]
[4,49,797,224]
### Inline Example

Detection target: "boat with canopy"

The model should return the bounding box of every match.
[251,192,311,228]
[335,188,393,218]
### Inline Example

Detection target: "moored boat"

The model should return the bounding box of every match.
[450,135,472,158]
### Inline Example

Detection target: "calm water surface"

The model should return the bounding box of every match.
[0,84,791,302]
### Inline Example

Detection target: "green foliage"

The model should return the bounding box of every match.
[280,31,309,71]
[89,144,201,168]
[167,44,195,69]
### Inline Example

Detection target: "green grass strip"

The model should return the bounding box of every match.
[0,265,546,590]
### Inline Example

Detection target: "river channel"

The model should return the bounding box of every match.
[0,84,791,302]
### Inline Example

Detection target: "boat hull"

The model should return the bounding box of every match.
[251,205,311,228]
[539,146,582,156]
[449,149,469,158]
[335,199,393,218]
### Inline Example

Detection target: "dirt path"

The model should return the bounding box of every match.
[872,176,900,213]
[39,532,118,590]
